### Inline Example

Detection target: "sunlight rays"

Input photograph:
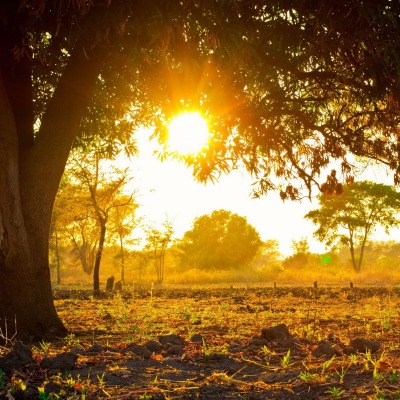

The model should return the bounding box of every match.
[167,112,210,155]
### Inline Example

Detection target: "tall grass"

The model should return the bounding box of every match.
[52,261,400,288]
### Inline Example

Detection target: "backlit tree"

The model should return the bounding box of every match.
[305,181,400,272]
[179,210,261,270]
[2,0,400,338]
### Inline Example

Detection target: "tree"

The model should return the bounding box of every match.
[68,150,134,294]
[3,0,400,338]
[305,181,400,272]
[293,239,311,255]
[108,198,141,284]
[179,210,261,270]
[252,239,281,270]
[145,221,174,284]
[52,176,98,276]
[282,238,311,270]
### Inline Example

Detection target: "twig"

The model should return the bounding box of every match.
[0,316,17,350]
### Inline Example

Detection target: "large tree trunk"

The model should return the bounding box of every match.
[0,71,57,339]
[0,40,103,339]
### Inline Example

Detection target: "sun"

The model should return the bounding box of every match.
[167,112,209,155]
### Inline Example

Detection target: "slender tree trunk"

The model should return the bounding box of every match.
[349,242,359,272]
[358,230,369,272]
[0,40,103,338]
[160,245,167,284]
[119,234,125,284]
[55,232,61,285]
[93,222,107,295]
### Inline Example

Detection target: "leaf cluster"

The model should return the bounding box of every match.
[7,1,400,198]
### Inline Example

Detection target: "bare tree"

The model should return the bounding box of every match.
[145,220,174,284]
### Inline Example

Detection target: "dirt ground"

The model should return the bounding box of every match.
[1,286,400,399]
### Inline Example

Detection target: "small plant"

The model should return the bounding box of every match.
[10,376,26,395]
[281,349,291,368]
[38,387,52,400]
[261,345,271,359]
[389,370,399,384]
[139,394,152,400]
[348,354,358,364]
[321,356,335,375]
[373,367,384,381]
[201,338,211,360]
[39,340,51,355]
[335,365,350,385]
[63,333,80,347]
[65,376,76,389]
[373,385,386,400]
[299,372,319,382]
[97,372,106,389]
[201,338,229,361]
[325,386,345,398]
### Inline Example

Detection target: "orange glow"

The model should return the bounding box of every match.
[167,112,209,155]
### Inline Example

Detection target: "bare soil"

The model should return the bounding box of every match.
[1,286,400,399]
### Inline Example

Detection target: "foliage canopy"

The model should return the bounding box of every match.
[179,210,262,270]
[305,181,400,271]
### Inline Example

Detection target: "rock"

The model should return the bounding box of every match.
[327,332,336,342]
[350,338,381,353]
[167,345,184,356]
[85,343,104,354]
[0,341,34,373]
[105,275,115,292]
[261,324,292,342]
[126,343,151,359]
[249,338,270,347]
[343,346,357,356]
[159,334,184,346]
[145,340,163,353]
[312,341,338,359]
[42,352,78,371]
[70,347,86,356]
[190,334,204,343]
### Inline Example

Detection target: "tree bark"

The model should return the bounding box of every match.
[0,68,50,339]
[93,222,107,295]
[0,41,103,339]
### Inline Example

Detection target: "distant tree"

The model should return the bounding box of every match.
[179,210,262,270]
[252,239,281,270]
[52,178,98,276]
[145,220,174,284]
[291,238,310,255]
[68,150,134,294]
[305,181,400,272]
[108,199,141,284]
[282,238,311,270]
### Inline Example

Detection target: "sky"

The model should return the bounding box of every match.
[124,128,399,257]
